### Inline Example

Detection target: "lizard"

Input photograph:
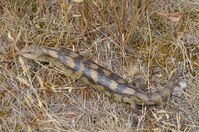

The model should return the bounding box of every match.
[20,45,178,110]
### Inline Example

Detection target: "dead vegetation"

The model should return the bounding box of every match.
[0,0,198,131]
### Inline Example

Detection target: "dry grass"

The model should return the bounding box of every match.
[0,0,199,131]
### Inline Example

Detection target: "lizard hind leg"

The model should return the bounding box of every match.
[122,96,138,113]
[130,100,138,113]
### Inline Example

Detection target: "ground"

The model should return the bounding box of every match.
[0,0,198,131]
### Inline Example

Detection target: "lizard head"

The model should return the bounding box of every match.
[20,45,47,59]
